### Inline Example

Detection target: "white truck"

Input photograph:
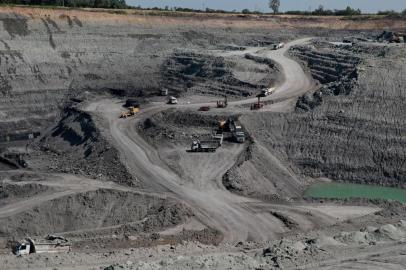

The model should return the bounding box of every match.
[271,43,285,50]
[168,96,178,104]
[233,126,246,143]
[260,87,276,97]
[190,140,219,152]
[13,236,71,256]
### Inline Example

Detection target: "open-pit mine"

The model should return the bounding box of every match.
[0,6,405,270]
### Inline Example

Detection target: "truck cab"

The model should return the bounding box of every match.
[15,243,31,256]
[233,126,246,143]
[168,96,178,104]
[13,239,34,256]
[234,132,246,143]
[191,141,199,151]
[271,43,285,50]
[260,89,269,97]
[161,89,168,96]
[260,87,276,97]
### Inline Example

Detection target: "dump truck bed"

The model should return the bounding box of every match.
[190,140,219,152]
[200,141,219,149]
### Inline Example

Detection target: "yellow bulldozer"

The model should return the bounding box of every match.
[120,106,140,118]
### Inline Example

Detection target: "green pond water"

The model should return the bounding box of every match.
[305,182,406,203]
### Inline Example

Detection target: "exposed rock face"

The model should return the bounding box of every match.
[290,43,360,84]
[0,13,170,144]
[28,106,136,186]
[0,10,286,146]
[292,43,360,111]
[163,52,279,97]
[242,42,406,189]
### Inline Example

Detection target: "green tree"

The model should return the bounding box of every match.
[242,8,250,14]
[402,8,406,15]
[335,6,361,16]
[110,0,126,8]
[269,0,280,14]
[313,5,324,15]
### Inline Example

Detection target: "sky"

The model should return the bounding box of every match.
[127,0,405,13]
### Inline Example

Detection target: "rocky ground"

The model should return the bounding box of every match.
[2,216,406,269]
[0,6,405,270]
[239,40,406,195]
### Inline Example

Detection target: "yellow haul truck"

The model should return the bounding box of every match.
[120,106,140,118]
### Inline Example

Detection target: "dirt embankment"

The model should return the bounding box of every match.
[27,105,136,186]
[139,109,233,146]
[0,182,53,206]
[221,140,306,200]
[0,188,190,237]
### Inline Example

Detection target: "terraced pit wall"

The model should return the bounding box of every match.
[242,42,406,189]
[1,7,405,146]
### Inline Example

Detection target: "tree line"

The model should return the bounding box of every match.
[285,6,406,17]
[144,4,406,17]
[285,5,361,16]
[0,0,126,8]
[0,0,405,18]
[377,9,406,17]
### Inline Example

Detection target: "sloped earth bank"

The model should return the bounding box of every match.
[26,106,137,186]
[0,171,192,238]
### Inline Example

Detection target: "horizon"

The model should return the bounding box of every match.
[128,0,405,13]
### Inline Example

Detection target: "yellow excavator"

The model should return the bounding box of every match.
[218,120,227,131]
[120,106,140,118]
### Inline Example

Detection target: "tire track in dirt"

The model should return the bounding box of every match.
[0,171,173,218]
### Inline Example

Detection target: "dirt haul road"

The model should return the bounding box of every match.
[86,39,378,243]
[0,171,171,219]
[219,38,316,107]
